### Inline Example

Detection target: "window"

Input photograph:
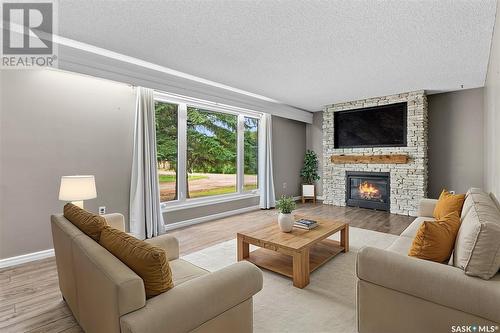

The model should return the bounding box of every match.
[187,107,237,198]
[155,102,178,202]
[244,117,259,191]
[155,93,261,206]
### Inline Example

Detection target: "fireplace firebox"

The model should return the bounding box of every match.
[346,171,390,211]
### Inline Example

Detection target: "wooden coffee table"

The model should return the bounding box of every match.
[237,217,349,288]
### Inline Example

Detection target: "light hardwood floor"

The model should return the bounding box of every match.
[0,203,413,332]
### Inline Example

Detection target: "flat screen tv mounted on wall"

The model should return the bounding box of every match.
[334,102,407,148]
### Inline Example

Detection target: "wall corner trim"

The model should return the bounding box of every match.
[0,249,55,269]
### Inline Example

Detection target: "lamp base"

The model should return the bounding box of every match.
[71,200,84,209]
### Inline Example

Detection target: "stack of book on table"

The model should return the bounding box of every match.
[294,219,318,230]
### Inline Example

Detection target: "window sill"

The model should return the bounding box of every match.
[161,192,260,213]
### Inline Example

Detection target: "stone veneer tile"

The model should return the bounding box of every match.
[322,90,428,216]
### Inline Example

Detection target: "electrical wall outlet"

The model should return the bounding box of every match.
[98,206,106,215]
[283,182,287,189]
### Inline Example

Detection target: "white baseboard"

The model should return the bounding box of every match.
[0,249,54,269]
[164,205,261,231]
[292,195,324,201]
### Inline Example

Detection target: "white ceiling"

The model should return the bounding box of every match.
[58,0,497,111]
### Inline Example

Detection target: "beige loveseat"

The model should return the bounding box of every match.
[51,213,263,333]
[356,189,500,333]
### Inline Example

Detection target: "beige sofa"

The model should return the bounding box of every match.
[356,190,500,333]
[51,213,263,333]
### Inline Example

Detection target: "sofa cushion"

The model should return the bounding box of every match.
[169,259,208,285]
[387,237,414,254]
[408,212,460,263]
[433,189,465,220]
[63,203,107,242]
[454,188,500,279]
[99,226,174,298]
[357,247,500,323]
[461,189,477,218]
[461,188,499,219]
[400,217,435,239]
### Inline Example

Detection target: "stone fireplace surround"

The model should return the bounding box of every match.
[322,91,428,216]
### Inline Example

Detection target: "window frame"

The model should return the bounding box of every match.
[154,91,262,212]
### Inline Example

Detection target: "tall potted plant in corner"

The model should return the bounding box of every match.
[276,195,296,232]
[300,150,320,203]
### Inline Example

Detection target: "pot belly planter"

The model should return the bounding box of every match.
[276,195,296,233]
[278,213,294,232]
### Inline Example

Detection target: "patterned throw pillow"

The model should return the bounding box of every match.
[99,226,173,298]
[63,203,107,241]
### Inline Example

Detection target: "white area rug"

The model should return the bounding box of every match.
[183,227,398,333]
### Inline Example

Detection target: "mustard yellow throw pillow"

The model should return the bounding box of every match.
[408,212,461,263]
[99,226,173,298]
[433,189,466,219]
[63,203,107,241]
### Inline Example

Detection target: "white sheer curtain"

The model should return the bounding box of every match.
[129,87,165,239]
[259,113,276,209]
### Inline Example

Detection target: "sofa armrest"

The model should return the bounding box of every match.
[418,198,438,217]
[120,261,263,333]
[357,247,500,323]
[103,213,126,232]
[144,234,179,260]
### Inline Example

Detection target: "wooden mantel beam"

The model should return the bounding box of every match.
[331,154,409,164]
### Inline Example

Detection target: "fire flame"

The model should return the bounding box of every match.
[358,181,381,200]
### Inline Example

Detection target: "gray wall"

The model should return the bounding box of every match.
[484,0,500,201]
[306,112,323,196]
[0,69,135,259]
[0,70,309,258]
[272,116,307,198]
[427,88,484,198]
[307,89,485,200]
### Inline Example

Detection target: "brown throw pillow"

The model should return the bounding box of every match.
[63,203,107,241]
[408,212,461,263]
[433,189,466,219]
[99,226,173,298]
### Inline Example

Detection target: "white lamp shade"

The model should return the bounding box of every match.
[59,175,97,201]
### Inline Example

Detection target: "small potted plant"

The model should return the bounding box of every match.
[300,150,320,203]
[276,195,296,232]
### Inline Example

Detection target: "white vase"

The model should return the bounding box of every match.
[278,213,294,232]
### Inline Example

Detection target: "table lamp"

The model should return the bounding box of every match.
[59,175,97,209]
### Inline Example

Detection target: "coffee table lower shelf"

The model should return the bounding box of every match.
[245,239,344,279]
